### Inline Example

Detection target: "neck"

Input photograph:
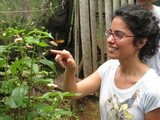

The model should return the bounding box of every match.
[145,4,153,10]
[118,59,149,75]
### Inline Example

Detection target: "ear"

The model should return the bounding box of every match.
[136,38,147,49]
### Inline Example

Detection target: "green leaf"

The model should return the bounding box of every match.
[27,29,53,39]
[39,59,58,75]
[6,28,25,35]
[24,36,39,44]
[32,77,53,84]
[27,111,37,120]
[34,103,53,114]
[37,42,49,47]
[11,86,28,107]
[0,58,6,68]
[0,115,14,120]
[37,92,57,99]
[22,57,35,68]
[35,103,49,109]
[39,32,54,39]
[0,45,7,54]
[57,92,81,100]
[32,63,39,74]
[55,108,72,117]
[5,96,17,108]
[10,59,21,75]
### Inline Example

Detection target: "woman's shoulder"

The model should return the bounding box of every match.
[153,5,160,11]
[140,69,160,90]
[152,5,160,18]
[97,59,119,75]
[139,69,160,112]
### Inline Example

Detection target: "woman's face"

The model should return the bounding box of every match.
[106,17,138,60]
[136,0,153,6]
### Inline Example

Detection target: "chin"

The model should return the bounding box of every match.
[108,55,118,59]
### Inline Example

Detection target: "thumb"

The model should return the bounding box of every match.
[66,58,76,69]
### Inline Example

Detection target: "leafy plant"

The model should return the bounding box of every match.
[0,27,78,119]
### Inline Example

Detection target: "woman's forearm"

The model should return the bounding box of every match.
[63,68,77,92]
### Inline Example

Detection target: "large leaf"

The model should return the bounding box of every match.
[24,36,49,47]
[39,59,58,75]
[12,86,28,106]
[5,86,29,108]
[24,36,39,44]
[5,96,17,108]
[34,103,52,116]
[10,57,38,75]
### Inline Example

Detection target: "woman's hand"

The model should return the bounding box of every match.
[50,49,76,70]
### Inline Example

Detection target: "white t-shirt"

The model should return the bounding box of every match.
[151,5,160,26]
[98,59,160,120]
[146,5,160,76]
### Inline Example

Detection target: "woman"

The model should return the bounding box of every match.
[51,5,160,120]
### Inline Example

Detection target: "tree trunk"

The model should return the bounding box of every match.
[105,0,112,31]
[98,0,105,64]
[113,0,120,12]
[74,0,81,77]
[90,0,97,71]
[128,0,134,4]
[105,0,112,59]
[121,0,128,6]
[79,0,93,77]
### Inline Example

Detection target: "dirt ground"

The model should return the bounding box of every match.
[73,95,100,120]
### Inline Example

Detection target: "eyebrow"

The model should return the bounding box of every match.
[115,30,126,35]
[109,29,126,35]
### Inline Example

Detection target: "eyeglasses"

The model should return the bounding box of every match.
[105,30,134,40]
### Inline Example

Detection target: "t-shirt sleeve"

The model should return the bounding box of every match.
[98,61,110,78]
[140,85,160,113]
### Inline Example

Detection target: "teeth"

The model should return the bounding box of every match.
[108,47,117,51]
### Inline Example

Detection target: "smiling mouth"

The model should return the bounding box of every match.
[137,0,146,4]
[108,47,118,52]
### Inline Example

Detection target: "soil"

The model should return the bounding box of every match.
[72,95,100,120]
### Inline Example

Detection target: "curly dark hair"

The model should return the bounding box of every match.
[114,4,160,62]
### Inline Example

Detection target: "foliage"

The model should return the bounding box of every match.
[0,0,62,33]
[0,27,78,119]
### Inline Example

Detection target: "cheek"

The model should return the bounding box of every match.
[119,41,136,52]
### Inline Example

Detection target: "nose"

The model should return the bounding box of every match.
[107,35,116,44]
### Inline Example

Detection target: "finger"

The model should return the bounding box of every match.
[50,49,73,59]
[55,54,66,68]
[51,49,75,69]
[50,49,66,55]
